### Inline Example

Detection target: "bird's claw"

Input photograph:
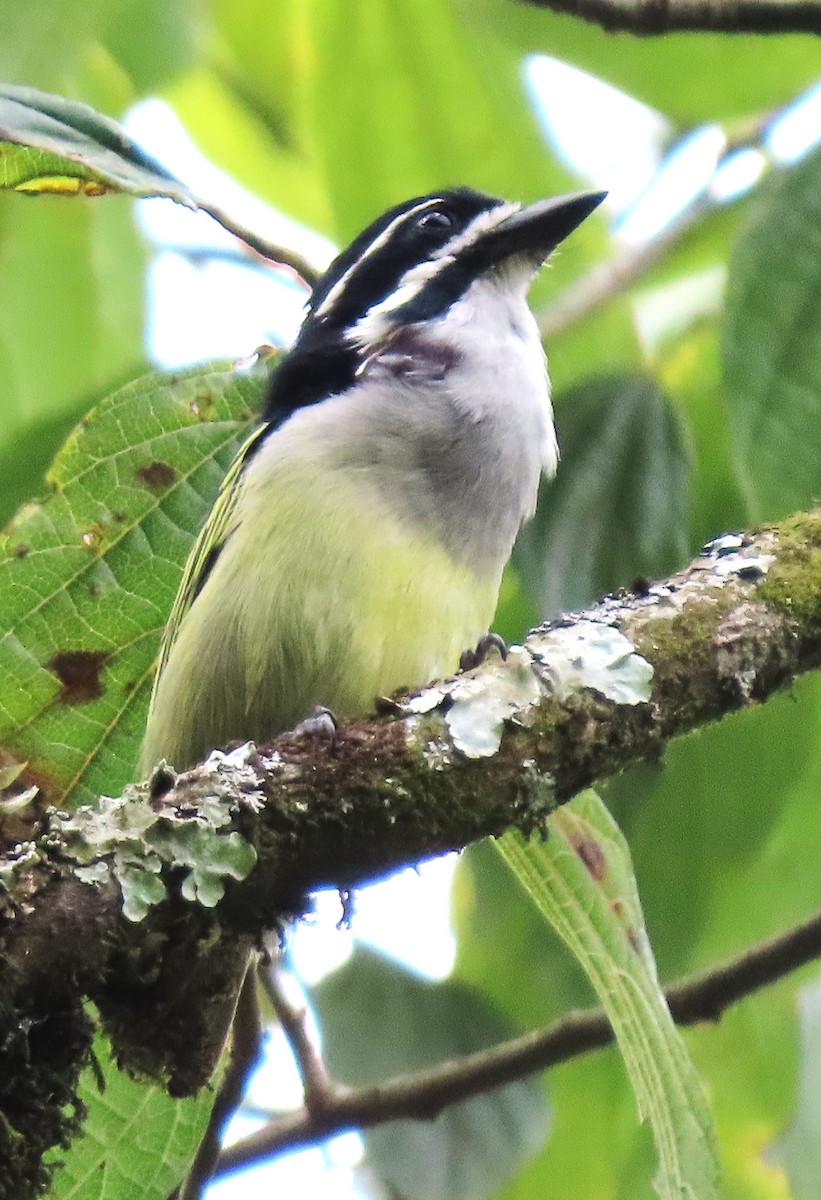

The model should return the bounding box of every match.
[292,705,338,742]
[459,632,508,673]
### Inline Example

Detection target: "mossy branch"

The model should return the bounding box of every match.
[1,506,821,1193]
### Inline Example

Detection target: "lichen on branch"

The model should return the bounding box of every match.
[1,506,821,1195]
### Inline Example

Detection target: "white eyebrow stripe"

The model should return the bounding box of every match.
[348,202,521,348]
[313,196,446,319]
[431,201,519,260]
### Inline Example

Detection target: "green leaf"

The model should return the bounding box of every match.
[0,85,312,272]
[496,793,720,1199]
[0,0,121,93]
[723,149,821,521]
[459,0,821,125]
[165,68,333,236]
[46,1032,214,1200]
[514,374,689,616]
[100,0,198,92]
[0,362,260,806]
[600,675,821,1197]
[657,325,749,551]
[0,85,189,198]
[312,945,550,1200]
[453,842,647,1199]
[0,189,146,489]
[302,0,578,243]
[0,394,98,530]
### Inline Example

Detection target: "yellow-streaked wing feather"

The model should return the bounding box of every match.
[151,422,271,697]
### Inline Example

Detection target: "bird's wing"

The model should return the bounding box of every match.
[151,421,270,691]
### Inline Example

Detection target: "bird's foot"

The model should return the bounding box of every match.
[459,632,508,673]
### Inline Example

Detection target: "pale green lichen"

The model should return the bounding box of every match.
[400,626,653,762]
[531,621,654,706]
[0,839,42,892]
[47,745,262,922]
[444,648,543,759]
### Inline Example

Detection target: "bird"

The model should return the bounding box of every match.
[138,186,605,775]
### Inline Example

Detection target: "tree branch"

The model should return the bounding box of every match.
[214,905,821,1177]
[2,507,821,1186]
[538,209,697,339]
[517,0,821,35]
[259,964,334,1113]
[176,966,264,1200]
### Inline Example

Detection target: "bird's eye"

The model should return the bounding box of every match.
[418,209,453,231]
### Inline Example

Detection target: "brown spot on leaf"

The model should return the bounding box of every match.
[48,650,108,704]
[190,391,216,421]
[11,544,29,558]
[81,525,105,551]
[611,900,641,953]
[137,461,176,491]
[574,836,606,881]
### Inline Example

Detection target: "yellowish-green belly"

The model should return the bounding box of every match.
[140,458,498,773]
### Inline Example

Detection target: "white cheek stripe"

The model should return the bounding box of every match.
[313,197,445,320]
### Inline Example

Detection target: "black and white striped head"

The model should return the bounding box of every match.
[264,187,604,425]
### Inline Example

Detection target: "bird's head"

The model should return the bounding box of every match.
[264,187,605,425]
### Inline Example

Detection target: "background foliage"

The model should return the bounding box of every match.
[2,1,821,1198]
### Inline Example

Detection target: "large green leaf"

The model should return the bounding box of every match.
[0,85,314,273]
[302,0,580,244]
[0,0,122,93]
[724,149,821,521]
[607,674,821,1198]
[657,325,749,550]
[46,1033,214,1200]
[459,0,821,125]
[514,374,689,616]
[454,685,821,1199]
[0,193,146,522]
[165,68,333,237]
[100,0,199,93]
[312,945,550,1200]
[454,841,654,1200]
[497,793,720,1199]
[0,363,259,806]
[0,85,190,198]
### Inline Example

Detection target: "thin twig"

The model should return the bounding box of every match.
[195,199,321,289]
[258,961,336,1113]
[517,0,821,35]
[213,907,821,1179]
[177,965,264,1199]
